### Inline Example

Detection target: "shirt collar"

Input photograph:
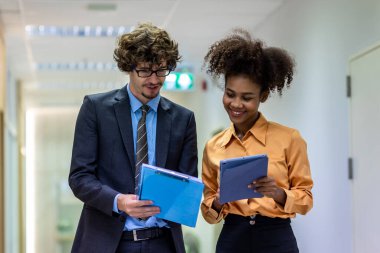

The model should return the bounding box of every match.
[220,113,268,147]
[127,84,160,113]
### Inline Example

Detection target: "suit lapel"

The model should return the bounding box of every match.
[114,87,135,170]
[156,98,171,168]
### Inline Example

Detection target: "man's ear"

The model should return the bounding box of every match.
[260,90,270,102]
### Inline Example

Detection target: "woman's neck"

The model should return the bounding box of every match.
[234,113,260,139]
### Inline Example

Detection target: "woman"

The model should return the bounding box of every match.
[201,29,313,253]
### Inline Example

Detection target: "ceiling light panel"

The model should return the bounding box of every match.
[25,25,131,37]
[35,62,117,71]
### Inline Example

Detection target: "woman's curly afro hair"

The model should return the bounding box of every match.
[203,29,295,95]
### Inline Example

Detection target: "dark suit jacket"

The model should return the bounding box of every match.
[69,85,198,253]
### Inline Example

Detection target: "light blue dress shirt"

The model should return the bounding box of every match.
[113,84,168,230]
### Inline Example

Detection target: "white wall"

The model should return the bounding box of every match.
[250,0,380,252]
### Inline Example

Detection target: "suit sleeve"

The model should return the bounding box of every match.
[177,112,198,178]
[68,96,119,216]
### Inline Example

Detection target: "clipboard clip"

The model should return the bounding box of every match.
[155,171,190,182]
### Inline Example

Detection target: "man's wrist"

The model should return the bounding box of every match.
[113,193,122,213]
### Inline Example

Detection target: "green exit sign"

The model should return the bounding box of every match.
[163,72,194,91]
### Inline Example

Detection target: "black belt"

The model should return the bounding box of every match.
[225,214,290,226]
[121,227,169,241]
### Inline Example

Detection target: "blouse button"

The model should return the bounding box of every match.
[249,220,256,225]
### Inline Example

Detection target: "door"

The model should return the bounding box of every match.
[350,43,380,253]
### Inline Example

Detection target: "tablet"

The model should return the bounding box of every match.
[219,154,268,204]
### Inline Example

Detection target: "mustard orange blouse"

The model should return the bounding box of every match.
[201,113,313,224]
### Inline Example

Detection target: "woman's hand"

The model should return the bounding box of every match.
[249,176,287,206]
[212,188,223,212]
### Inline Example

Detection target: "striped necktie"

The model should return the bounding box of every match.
[135,104,150,193]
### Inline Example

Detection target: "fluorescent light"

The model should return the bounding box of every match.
[25,25,131,37]
[36,81,121,90]
[35,62,117,71]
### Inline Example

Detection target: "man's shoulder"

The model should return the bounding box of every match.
[82,86,128,106]
[86,88,121,101]
[160,96,193,115]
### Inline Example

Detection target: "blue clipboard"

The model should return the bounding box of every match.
[219,154,268,204]
[138,164,204,227]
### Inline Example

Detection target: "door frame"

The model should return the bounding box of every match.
[349,41,380,253]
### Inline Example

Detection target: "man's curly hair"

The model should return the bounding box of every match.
[114,22,181,72]
[203,29,295,95]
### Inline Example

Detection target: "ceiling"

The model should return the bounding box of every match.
[0,0,286,92]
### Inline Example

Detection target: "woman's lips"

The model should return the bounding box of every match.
[230,109,244,117]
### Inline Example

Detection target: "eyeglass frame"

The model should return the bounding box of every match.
[134,67,172,78]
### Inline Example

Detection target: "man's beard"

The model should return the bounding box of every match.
[142,83,162,99]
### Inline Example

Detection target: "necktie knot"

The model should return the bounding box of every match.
[141,104,150,115]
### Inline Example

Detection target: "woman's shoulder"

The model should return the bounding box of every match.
[268,121,296,132]
[267,121,303,140]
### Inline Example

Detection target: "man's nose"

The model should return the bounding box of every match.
[147,73,160,83]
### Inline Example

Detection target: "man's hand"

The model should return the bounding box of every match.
[248,176,286,206]
[117,194,160,219]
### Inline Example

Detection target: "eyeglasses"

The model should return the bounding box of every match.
[134,68,171,77]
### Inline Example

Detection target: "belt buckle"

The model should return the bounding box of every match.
[133,229,149,241]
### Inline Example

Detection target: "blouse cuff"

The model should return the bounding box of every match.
[205,204,225,223]
[278,188,295,213]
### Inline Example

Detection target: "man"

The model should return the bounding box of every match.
[69,23,198,253]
